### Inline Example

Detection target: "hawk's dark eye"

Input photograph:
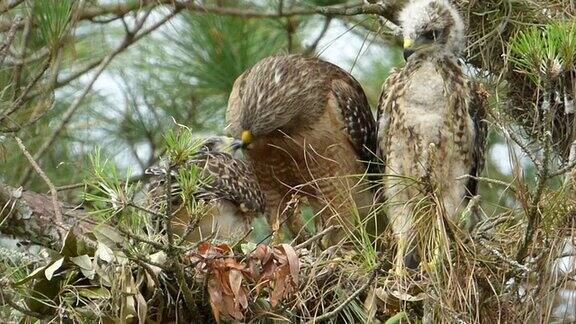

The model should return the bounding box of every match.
[423,29,442,41]
[423,30,435,40]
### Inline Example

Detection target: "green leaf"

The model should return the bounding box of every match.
[13,266,47,286]
[241,242,257,255]
[27,278,60,314]
[80,267,96,280]
[164,128,204,165]
[385,312,408,324]
[158,13,286,99]
[78,287,111,299]
[60,229,78,257]
[95,241,114,263]
[44,257,64,281]
[92,225,124,247]
[509,20,576,85]
[70,254,92,270]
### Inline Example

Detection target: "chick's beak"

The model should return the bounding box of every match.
[231,139,244,154]
[231,130,253,156]
[403,38,415,61]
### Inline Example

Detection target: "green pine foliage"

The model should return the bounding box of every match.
[509,20,576,86]
[31,0,75,50]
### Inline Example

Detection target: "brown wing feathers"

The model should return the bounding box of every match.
[466,82,489,197]
[313,58,378,168]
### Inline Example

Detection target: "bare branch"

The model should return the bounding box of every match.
[13,136,64,233]
[478,238,530,274]
[551,140,576,178]
[295,225,341,249]
[10,17,33,100]
[0,16,22,66]
[516,131,553,262]
[304,17,333,55]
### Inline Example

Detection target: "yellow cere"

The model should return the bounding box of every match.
[241,130,253,143]
[403,38,414,49]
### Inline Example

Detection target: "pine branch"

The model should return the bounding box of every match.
[18,8,182,185]
[0,1,400,32]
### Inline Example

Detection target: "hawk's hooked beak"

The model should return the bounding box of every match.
[231,130,253,155]
[403,38,415,61]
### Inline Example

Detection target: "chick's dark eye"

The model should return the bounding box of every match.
[423,30,435,40]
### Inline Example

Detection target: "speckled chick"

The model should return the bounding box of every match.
[377,0,488,272]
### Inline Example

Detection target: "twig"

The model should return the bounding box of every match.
[552,140,576,178]
[13,136,64,232]
[0,16,22,66]
[456,174,517,193]
[478,238,530,274]
[10,17,33,101]
[127,202,168,219]
[163,159,201,319]
[0,58,51,124]
[129,1,396,21]
[3,47,49,67]
[116,226,168,251]
[304,16,332,55]
[55,182,86,192]
[172,260,202,320]
[177,218,211,246]
[164,165,175,248]
[295,225,340,250]
[21,1,400,101]
[16,52,113,185]
[500,125,542,170]
[516,130,553,262]
[303,263,381,324]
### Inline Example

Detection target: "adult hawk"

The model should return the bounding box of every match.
[377,0,488,271]
[146,137,265,243]
[226,54,378,245]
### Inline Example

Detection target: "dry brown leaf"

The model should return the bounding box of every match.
[251,244,270,260]
[207,277,223,324]
[270,274,285,307]
[193,242,304,319]
[222,293,243,320]
[229,269,243,299]
[280,244,300,285]
[237,286,248,310]
[216,268,233,296]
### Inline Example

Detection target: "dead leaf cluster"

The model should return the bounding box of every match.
[188,242,300,322]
